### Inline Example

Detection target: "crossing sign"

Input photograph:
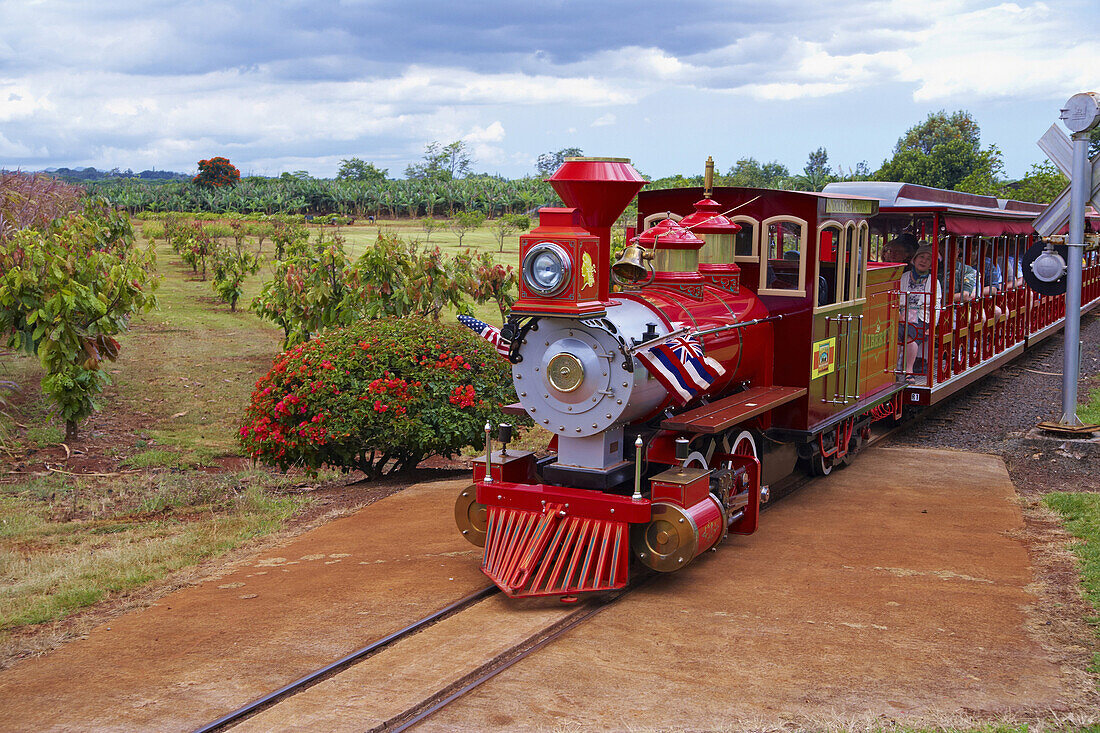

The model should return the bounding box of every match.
[1032,122,1100,237]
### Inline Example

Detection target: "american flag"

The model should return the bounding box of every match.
[637,332,724,405]
[457,314,511,358]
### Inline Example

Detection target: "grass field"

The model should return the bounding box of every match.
[0,215,525,652]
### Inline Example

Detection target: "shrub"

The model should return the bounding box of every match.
[239,319,513,476]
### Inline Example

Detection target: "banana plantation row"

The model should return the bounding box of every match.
[87,175,558,218]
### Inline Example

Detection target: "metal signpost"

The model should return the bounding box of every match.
[1033,92,1100,432]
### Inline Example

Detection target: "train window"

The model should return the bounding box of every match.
[731,216,758,261]
[816,223,844,307]
[846,221,865,301]
[852,222,868,299]
[759,217,808,297]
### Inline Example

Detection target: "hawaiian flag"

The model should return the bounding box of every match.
[457,314,511,358]
[637,332,725,405]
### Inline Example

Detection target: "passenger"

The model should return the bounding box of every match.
[899,244,941,382]
[881,234,916,264]
[996,240,1024,289]
[938,244,977,303]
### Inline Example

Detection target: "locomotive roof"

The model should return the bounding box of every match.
[821,181,1042,220]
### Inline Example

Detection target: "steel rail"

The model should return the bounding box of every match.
[191,585,499,733]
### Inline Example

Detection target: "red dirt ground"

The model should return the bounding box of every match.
[0,448,1095,731]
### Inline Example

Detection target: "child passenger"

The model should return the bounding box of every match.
[899,244,941,381]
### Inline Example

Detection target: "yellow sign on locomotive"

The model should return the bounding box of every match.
[811,337,836,379]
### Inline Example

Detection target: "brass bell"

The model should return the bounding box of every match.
[612,242,654,283]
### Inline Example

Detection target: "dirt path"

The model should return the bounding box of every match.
[0,477,486,732]
[417,447,1096,732]
[3,447,1091,731]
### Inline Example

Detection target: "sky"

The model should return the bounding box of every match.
[0,0,1098,181]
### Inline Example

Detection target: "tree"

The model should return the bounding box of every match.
[876,136,1001,192]
[193,157,241,188]
[875,111,1005,192]
[418,217,444,243]
[536,147,584,177]
[337,158,388,182]
[874,110,1007,191]
[1006,161,1067,204]
[450,210,486,247]
[834,161,873,182]
[792,147,834,192]
[724,158,791,188]
[405,141,473,181]
[0,201,159,439]
[955,144,1006,196]
[491,213,531,253]
[895,110,981,156]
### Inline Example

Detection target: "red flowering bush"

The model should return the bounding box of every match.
[239,318,513,476]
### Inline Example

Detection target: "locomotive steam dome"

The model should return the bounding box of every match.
[680,197,742,274]
[635,217,705,281]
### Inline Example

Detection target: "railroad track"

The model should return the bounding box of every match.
[193,587,499,732]
[194,414,915,733]
[192,579,646,732]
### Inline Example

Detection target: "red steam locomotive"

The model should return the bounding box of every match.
[454,157,1100,600]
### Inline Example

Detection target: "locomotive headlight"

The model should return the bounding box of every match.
[523,243,571,296]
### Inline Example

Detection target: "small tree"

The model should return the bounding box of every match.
[492,213,531,253]
[193,157,241,188]
[251,230,354,347]
[450,210,486,247]
[0,201,159,439]
[471,252,518,324]
[211,240,261,311]
[418,217,444,243]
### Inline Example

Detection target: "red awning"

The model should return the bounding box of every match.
[943,215,1034,236]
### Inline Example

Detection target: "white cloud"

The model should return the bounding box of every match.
[592,113,616,127]
[467,121,505,142]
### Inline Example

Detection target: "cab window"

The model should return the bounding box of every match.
[816,223,844,306]
[731,216,758,260]
[851,222,868,300]
[760,217,807,296]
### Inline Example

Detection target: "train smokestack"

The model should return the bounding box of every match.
[548,157,646,303]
